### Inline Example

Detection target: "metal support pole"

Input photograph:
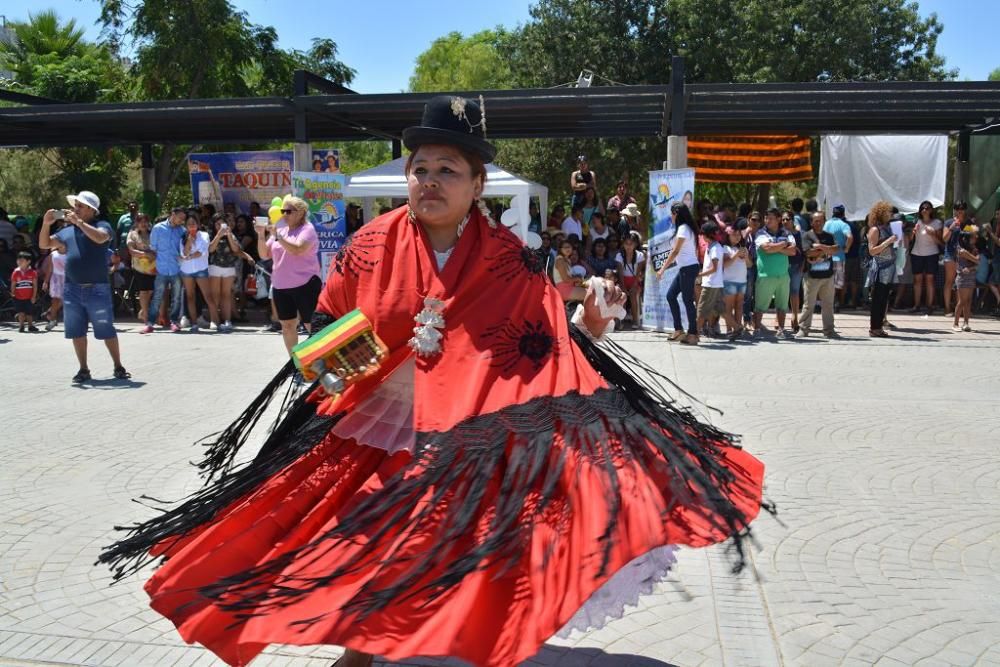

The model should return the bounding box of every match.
[392,139,402,160]
[293,69,311,173]
[140,144,159,216]
[667,56,688,170]
[953,131,970,203]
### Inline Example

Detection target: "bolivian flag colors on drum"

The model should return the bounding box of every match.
[688,135,812,183]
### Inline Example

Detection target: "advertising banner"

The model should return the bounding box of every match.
[189,149,341,215]
[291,171,346,282]
[642,168,695,331]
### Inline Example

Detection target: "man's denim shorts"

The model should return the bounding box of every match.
[63,282,117,340]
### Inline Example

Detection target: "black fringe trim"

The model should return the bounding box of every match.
[188,329,768,626]
[194,359,297,482]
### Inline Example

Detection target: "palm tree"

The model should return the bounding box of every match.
[0,10,87,85]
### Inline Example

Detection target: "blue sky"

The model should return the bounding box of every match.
[1,0,995,92]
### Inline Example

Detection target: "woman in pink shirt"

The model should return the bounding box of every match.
[257,195,321,354]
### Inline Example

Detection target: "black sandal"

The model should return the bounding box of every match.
[72,368,91,383]
[113,366,131,380]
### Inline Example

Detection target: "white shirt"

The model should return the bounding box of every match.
[178,231,210,274]
[561,217,583,240]
[912,219,942,256]
[702,242,726,288]
[615,250,645,277]
[674,224,699,267]
[590,226,610,242]
[723,245,747,283]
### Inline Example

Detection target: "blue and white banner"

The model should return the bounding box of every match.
[189,149,341,216]
[642,168,695,332]
[291,171,346,283]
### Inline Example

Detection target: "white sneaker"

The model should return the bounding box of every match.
[223,320,233,332]
[180,316,191,328]
[45,319,57,331]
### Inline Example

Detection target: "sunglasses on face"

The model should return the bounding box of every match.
[280,208,294,214]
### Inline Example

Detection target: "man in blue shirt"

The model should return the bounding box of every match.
[39,190,129,383]
[823,204,854,310]
[141,206,187,334]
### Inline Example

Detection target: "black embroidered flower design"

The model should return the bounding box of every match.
[483,319,555,373]
[518,321,553,367]
[485,230,546,281]
[334,229,386,278]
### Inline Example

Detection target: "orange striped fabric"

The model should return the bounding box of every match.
[687,135,813,183]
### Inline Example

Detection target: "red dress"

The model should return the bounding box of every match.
[102,206,765,667]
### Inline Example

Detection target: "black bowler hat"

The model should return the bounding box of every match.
[403,95,496,163]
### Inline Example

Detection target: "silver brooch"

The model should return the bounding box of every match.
[450,95,487,136]
[408,297,446,357]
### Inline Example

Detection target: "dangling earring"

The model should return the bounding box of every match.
[476,197,496,229]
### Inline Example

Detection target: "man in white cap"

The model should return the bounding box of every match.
[39,191,129,383]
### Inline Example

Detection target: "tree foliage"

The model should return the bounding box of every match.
[989,67,1000,82]
[409,30,513,92]
[98,0,356,202]
[0,11,133,212]
[413,0,957,211]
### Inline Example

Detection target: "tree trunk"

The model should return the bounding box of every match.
[755,183,771,213]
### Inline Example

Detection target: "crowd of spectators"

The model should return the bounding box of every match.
[1,199,320,338]
[5,169,1000,345]
[536,157,1000,341]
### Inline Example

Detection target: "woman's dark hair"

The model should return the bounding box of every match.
[592,238,607,256]
[737,202,752,218]
[211,212,226,225]
[672,203,699,235]
[958,231,975,252]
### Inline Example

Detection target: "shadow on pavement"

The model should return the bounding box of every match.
[71,378,147,390]
[387,648,679,666]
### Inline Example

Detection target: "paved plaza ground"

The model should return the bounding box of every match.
[1,311,998,667]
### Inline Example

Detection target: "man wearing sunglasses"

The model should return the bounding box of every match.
[140,206,188,334]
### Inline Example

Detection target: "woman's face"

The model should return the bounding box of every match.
[407,144,482,230]
[683,192,693,208]
[559,241,573,257]
[235,218,247,233]
[570,249,580,264]
[540,234,550,248]
[283,205,305,225]
[584,187,596,204]
[728,230,741,245]
[186,218,199,235]
[594,242,606,258]
[624,237,637,252]
[137,217,150,233]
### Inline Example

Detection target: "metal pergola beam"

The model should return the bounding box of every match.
[2,80,1000,149]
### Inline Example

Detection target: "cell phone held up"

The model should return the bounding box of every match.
[52,209,65,221]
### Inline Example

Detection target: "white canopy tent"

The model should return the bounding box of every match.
[343,156,547,241]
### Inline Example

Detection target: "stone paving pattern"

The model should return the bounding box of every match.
[1,311,997,666]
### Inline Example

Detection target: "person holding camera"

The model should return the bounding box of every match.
[208,212,254,332]
[38,190,129,382]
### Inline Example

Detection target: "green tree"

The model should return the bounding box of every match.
[0,11,133,212]
[666,0,953,83]
[490,0,956,210]
[989,67,1000,81]
[409,30,513,92]
[0,10,86,85]
[98,0,355,200]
